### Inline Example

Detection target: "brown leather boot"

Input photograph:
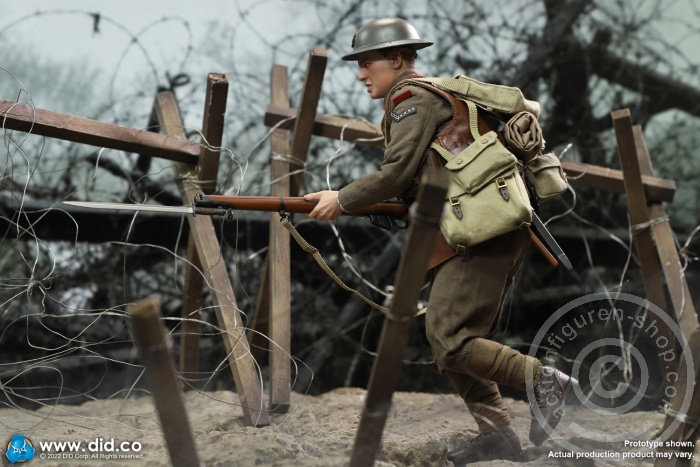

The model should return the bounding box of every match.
[529,366,578,445]
[445,427,522,466]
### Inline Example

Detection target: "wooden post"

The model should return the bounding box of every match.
[629,125,700,466]
[198,73,228,195]
[250,64,292,363]
[289,48,328,197]
[613,109,674,367]
[155,90,269,427]
[178,74,229,390]
[268,65,292,413]
[252,50,327,403]
[128,297,202,467]
[350,170,448,467]
[632,126,698,338]
[611,114,700,464]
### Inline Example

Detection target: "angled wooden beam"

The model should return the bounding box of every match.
[633,125,698,338]
[154,90,206,390]
[155,90,269,427]
[561,160,676,203]
[154,93,194,171]
[178,74,229,390]
[350,169,449,466]
[183,191,268,427]
[613,109,670,319]
[264,105,384,148]
[614,109,676,383]
[153,88,206,390]
[0,100,199,164]
[251,265,271,365]
[199,73,228,194]
[289,48,328,196]
[128,297,202,467]
[632,124,699,467]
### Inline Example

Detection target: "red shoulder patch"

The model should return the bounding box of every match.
[392,89,413,106]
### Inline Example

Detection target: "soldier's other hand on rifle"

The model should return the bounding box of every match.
[304,190,343,220]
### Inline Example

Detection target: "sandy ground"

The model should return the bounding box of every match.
[1,388,698,466]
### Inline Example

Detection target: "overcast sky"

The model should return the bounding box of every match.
[1,0,351,143]
[2,0,318,84]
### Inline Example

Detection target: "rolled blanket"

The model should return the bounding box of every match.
[503,111,544,163]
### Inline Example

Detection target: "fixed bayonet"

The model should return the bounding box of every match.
[62,200,196,215]
[63,194,228,217]
[530,211,572,271]
[63,192,409,221]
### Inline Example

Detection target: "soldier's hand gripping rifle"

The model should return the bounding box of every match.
[64,192,408,230]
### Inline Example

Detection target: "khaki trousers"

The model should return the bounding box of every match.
[426,229,540,431]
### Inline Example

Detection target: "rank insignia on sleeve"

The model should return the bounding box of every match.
[392,89,413,106]
[390,107,417,122]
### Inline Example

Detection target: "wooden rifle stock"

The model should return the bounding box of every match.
[194,192,408,218]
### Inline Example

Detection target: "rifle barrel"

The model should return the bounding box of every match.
[202,194,408,218]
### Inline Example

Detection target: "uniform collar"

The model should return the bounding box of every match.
[384,69,425,104]
[391,69,424,87]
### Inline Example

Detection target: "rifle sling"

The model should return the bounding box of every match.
[280,215,422,321]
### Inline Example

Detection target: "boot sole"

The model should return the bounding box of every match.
[529,376,579,445]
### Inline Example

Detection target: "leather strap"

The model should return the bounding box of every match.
[385,79,497,268]
[428,232,458,270]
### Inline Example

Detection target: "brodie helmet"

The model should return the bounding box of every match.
[342,17,433,61]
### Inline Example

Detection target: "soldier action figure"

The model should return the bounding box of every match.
[304,18,577,465]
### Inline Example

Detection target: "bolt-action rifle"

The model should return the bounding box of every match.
[64,192,569,269]
[64,192,407,230]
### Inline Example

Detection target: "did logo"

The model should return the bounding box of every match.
[526,292,695,451]
[5,434,35,464]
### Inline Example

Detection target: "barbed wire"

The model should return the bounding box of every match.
[0,2,699,453]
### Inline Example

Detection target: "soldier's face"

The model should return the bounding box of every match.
[357,51,397,99]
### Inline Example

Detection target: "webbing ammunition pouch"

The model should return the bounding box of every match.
[433,99,532,252]
[523,152,568,203]
[501,110,567,203]
[390,78,533,255]
[386,76,567,266]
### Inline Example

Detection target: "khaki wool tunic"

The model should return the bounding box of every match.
[338,71,453,211]
[338,70,530,373]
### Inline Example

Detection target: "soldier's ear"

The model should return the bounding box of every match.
[389,51,402,68]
